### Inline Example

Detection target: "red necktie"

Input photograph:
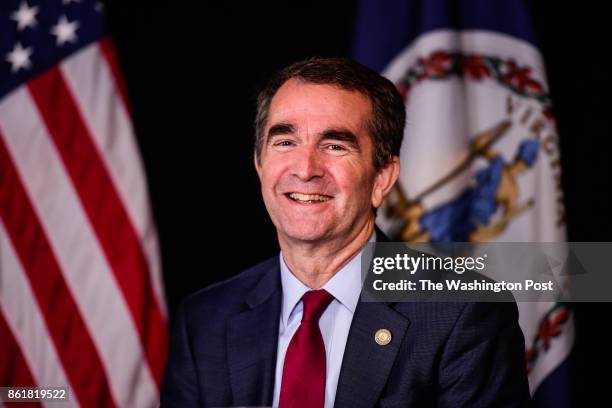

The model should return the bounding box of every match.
[279,289,334,408]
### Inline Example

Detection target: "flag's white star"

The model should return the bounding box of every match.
[11,2,39,31]
[51,15,79,46]
[94,2,104,12]
[6,43,33,72]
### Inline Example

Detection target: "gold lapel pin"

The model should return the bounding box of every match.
[375,329,392,346]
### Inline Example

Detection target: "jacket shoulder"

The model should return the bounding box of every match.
[179,256,279,317]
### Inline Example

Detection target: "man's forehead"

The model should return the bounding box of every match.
[266,79,372,129]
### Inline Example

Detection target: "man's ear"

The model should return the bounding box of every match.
[371,156,400,209]
[254,153,262,179]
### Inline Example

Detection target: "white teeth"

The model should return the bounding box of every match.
[289,193,331,202]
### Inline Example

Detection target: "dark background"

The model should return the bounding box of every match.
[103,1,610,404]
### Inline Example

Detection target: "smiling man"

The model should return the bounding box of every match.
[161,58,530,408]
[254,72,399,291]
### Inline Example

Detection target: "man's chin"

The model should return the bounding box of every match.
[278,226,332,244]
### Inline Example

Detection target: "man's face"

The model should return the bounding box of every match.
[255,79,396,244]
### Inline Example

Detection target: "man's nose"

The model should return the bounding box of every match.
[291,145,325,181]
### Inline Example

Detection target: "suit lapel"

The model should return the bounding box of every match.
[226,263,282,406]
[335,228,410,407]
[334,300,410,407]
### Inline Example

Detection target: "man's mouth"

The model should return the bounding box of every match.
[286,192,332,203]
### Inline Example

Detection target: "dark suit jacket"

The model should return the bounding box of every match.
[161,242,531,407]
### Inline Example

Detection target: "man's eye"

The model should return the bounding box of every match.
[325,144,346,151]
[274,140,294,147]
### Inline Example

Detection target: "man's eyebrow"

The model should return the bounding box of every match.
[267,123,295,141]
[320,129,360,148]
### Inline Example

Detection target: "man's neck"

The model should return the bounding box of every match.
[278,219,375,289]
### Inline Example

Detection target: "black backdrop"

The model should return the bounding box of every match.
[103,1,610,404]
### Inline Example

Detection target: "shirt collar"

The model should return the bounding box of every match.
[279,231,376,328]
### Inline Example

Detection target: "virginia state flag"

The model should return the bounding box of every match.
[353,0,573,404]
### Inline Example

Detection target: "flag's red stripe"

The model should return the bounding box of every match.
[0,310,41,408]
[99,37,132,115]
[0,136,117,408]
[27,68,168,386]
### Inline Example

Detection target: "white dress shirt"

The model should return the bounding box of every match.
[272,232,374,408]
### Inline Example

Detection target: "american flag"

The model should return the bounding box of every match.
[0,1,168,407]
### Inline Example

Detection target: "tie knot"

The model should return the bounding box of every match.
[301,290,334,323]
